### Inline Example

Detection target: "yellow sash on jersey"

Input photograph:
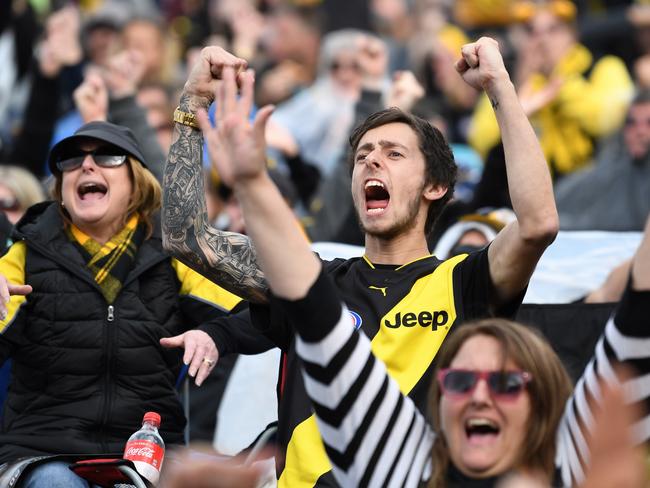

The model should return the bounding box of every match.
[279,254,467,487]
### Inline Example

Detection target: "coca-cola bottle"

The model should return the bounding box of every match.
[123,411,165,485]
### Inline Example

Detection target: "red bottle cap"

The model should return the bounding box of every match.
[143,411,161,427]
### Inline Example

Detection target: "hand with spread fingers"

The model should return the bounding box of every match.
[183,46,249,113]
[0,273,32,322]
[196,68,275,187]
[160,330,219,386]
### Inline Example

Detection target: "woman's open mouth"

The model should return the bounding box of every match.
[77,182,108,201]
[465,418,500,445]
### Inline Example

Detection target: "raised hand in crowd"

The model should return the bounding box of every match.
[38,5,82,78]
[0,273,31,321]
[455,37,511,93]
[457,36,559,304]
[159,330,219,387]
[73,70,109,123]
[228,2,265,60]
[579,370,647,488]
[518,76,563,117]
[357,34,389,91]
[162,46,268,304]
[196,66,313,295]
[386,70,425,112]
[265,118,299,158]
[182,46,248,113]
[103,49,147,99]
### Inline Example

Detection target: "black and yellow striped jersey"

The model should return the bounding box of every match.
[252,247,522,487]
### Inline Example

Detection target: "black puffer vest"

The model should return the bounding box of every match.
[0,202,187,463]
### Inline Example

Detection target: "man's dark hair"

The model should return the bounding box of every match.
[348,107,457,235]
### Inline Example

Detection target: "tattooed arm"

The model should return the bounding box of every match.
[162,47,269,304]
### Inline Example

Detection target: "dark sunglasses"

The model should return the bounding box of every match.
[0,197,20,212]
[437,368,532,400]
[55,146,127,172]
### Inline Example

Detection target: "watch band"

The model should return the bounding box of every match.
[173,107,200,129]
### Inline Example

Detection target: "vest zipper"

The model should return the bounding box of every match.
[100,303,116,452]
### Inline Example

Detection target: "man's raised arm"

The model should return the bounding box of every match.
[456,37,559,306]
[162,47,269,304]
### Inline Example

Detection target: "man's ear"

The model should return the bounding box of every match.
[423,183,448,202]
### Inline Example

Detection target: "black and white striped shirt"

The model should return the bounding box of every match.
[278,270,650,487]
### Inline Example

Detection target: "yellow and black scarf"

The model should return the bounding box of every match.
[66,214,145,304]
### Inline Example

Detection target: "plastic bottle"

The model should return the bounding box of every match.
[123,411,165,485]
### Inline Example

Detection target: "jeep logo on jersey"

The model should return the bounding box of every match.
[349,310,363,330]
[384,310,449,330]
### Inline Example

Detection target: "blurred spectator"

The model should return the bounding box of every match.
[298,34,401,243]
[7,5,84,178]
[256,5,323,106]
[136,82,175,153]
[411,24,479,144]
[121,17,171,84]
[81,1,127,67]
[269,29,368,178]
[579,3,650,76]
[0,0,39,153]
[433,207,516,259]
[0,213,10,256]
[469,0,634,178]
[555,90,650,231]
[51,49,168,181]
[0,165,46,225]
[371,0,414,45]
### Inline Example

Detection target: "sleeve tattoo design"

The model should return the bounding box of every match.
[162,93,269,304]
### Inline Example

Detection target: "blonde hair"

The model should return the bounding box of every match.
[0,165,46,209]
[428,319,573,487]
[52,157,161,238]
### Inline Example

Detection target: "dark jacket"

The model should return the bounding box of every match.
[0,202,237,463]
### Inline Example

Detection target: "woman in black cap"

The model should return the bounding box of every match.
[0,121,243,486]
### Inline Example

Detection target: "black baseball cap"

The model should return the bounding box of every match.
[48,121,149,174]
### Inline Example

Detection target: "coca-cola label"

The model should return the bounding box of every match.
[124,439,164,470]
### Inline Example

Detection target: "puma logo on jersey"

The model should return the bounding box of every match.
[384,310,449,330]
[369,285,387,296]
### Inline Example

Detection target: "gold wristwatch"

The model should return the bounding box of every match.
[173,107,200,129]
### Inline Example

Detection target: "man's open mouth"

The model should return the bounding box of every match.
[365,180,390,214]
